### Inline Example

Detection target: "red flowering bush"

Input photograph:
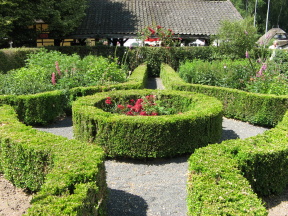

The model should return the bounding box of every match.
[140,25,181,47]
[103,95,177,116]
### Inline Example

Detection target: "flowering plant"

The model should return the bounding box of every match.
[139,25,181,47]
[103,95,177,116]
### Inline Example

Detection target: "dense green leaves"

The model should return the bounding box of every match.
[0,0,87,47]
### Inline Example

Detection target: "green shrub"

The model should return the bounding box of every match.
[72,89,223,159]
[161,63,288,127]
[0,64,147,125]
[0,105,107,215]
[178,59,256,90]
[187,110,288,215]
[0,48,127,95]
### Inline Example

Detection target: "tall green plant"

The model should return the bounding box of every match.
[214,17,259,58]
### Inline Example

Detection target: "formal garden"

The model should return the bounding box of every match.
[0,18,288,214]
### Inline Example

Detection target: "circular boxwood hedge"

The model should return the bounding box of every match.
[72,89,223,158]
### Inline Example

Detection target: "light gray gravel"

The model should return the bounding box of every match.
[33,78,269,216]
[34,115,269,216]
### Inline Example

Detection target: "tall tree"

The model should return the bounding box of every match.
[230,0,288,33]
[0,0,87,47]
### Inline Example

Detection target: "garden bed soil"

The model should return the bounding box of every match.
[0,174,32,216]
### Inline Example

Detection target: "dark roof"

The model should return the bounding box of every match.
[71,0,242,39]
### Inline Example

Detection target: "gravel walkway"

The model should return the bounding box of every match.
[33,78,271,216]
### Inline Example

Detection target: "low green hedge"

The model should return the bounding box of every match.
[72,89,223,159]
[187,110,288,215]
[0,63,147,125]
[0,104,107,215]
[160,63,288,127]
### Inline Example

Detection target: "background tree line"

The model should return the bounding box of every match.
[230,0,288,33]
[0,0,87,47]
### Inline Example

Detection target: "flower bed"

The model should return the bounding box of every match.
[72,89,223,159]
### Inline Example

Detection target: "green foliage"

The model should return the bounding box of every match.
[72,89,223,159]
[178,56,288,96]
[0,0,87,46]
[187,110,288,215]
[214,17,259,58]
[0,48,127,95]
[0,105,107,215]
[161,63,288,127]
[178,59,256,90]
[0,48,37,74]
[0,64,147,125]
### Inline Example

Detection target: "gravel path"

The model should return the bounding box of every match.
[1,78,285,216]
[32,78,271,215]
[33,116,269,216]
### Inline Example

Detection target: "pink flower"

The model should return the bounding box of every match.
[127,104,133,109]
[55,61,61,76]
[51,72,56,85]
[151,112,158,116]
[157,25,162,29]
[261,63,267,70]
[140,111,147,116]
[245,51,249,58]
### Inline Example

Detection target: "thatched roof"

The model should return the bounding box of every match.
[70,0,242,39]
[257,28,287,46]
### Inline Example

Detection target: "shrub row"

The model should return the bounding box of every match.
[72,89,223,159]
[0,104,107,215]
[0,46,227,75]
[0,64,147,125]
[160,63,288,127]
[0,48,38,74]
[187,110,288,215]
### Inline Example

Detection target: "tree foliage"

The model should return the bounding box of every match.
[214,17,259,58]
[230,0,288,33]
[0,0,87,46]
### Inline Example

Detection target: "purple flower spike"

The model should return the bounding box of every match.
[51,72,56,85]
[245,51,249,58]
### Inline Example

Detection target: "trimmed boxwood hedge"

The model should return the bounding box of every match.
[72,89,223,159]
[160,63,288,127]
[187,110,288,216]
[0,104,107,215]
[0,63,147,125]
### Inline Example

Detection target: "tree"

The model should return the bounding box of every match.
[230,0,288,33]
[214,17,259,58]
[0,0,87,47]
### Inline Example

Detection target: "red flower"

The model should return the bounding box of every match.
[157,25,162,29]
[132,104,142,112]
[126,111,134,116]
[151,112,158,116]
[117,104,125,110]
[148,27,156,34]
[127,104,133,109]
[105,99,112,104]
[129,99,135,104]
[140,111,147,116]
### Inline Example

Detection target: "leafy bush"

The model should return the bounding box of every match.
[161,63,288,127]
[178,56,288,95]
[0,49,127,95]
[214,17,259,58]
[178,59,256,90]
